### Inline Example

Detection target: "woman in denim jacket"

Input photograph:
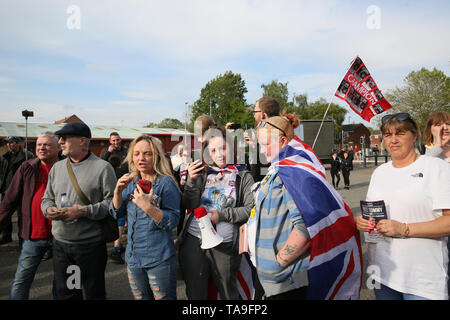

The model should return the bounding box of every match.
[109,135,180,300]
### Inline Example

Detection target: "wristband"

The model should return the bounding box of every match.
[402,223,410,238]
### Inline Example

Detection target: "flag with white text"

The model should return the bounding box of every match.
[335,56,392,122]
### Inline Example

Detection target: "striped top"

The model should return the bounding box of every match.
[248,166,310,297]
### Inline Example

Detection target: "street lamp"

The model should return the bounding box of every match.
[184,102,188,148]
[22,109,34,160]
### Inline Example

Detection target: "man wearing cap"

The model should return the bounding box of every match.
[41,122,117,300]
[0,136,34,245]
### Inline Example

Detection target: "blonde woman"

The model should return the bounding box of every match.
[109,135,181,300]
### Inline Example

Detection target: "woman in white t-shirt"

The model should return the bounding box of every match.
[356,113,450,300]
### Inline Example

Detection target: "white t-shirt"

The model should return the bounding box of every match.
[366,155,450,300]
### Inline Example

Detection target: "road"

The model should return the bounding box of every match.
[0,160,381,300]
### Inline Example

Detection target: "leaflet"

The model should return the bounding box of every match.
[360,200,388,243]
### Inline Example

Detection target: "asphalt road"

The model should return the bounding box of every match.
[0,160,381,300]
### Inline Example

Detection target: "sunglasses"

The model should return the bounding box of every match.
[251,110,262,114]
[259,120,288,137]
[381,113,412,124]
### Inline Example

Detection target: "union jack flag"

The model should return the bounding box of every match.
[207,253,256,300]
[273,136,362,300]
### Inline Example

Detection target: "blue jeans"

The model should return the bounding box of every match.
[126,255,178,300]
[10,238,52,300]
[374,283,430,300]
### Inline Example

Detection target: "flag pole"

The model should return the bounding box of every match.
[311,56,356,149]
[312,92,335,149]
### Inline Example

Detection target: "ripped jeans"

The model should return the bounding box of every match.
[126,255,178,300]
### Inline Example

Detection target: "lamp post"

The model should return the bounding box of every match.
[184,102,188,148]
[22,109,34,160]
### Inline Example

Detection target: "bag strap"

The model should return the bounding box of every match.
[66,159,91,205]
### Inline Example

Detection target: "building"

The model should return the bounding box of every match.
[54,114,84,124]
[370,134,384,153]
[341,123,371,151]
[0,121,192,157]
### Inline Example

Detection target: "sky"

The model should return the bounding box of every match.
[0,0,449,128]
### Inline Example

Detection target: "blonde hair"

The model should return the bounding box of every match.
[258,113,300,141]
[127,135,177,186]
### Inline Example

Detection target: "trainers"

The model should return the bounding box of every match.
[109,251,125,264]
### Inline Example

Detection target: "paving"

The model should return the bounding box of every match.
[0,160,384,300]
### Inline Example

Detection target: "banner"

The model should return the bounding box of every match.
[335,56,392,122]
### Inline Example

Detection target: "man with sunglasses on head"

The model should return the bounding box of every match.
[41,122,117,300]
[245,97,280,182]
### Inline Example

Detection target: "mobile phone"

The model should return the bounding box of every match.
[245,123,250,130]
[138,179,152,194]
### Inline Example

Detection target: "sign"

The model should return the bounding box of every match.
[335,56,393,122]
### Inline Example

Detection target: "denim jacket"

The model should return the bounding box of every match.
[109,174,180,268]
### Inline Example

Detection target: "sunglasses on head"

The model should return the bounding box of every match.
[259,120,287,137]
[381,113,412,124]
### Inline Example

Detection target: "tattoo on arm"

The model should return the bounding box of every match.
[277,244,299,266]
[284,244,296,255]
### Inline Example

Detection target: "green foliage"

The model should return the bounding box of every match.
[300,98,347,135]
[261,80,290,110]
[384,67,450,133]
[144,118,184,129]
[191,71,248,126]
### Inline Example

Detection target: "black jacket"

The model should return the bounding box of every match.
[0,149,35,194]
[0,158,42,240]
[340,156,352,172]
[179,168,254,253]
[330,157,341,173]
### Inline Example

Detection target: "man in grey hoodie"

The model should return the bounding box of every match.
[41,122,117,300]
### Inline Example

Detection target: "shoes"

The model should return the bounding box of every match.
[109,250,125,264]
[0,234,12,245]
[345,186,350,190]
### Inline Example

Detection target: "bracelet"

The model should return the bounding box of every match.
[402,223,410,238]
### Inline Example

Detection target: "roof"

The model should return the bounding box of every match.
[54,114,83,124]
[0,122,192,140]
[342,123,368,133]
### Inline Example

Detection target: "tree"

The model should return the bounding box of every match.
[191,71,248,126]
[385,67,450,133]
[261,80,290,111]
[144,118,184,129]
[304,98,348,135]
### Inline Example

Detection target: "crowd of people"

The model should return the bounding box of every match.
[0,102,449,300]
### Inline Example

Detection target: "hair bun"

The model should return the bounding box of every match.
[281,112,300,129]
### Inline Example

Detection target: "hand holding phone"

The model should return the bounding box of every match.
[188,160,204,180]
[138,179,152,194]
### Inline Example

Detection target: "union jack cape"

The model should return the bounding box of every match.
[273,136,362,300]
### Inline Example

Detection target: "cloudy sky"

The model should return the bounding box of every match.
[0,0,449,128]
